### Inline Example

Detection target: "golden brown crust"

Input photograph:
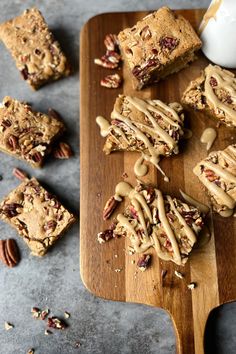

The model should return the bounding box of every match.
[0,8,71,89]
[0,178,76,256]
[0,96,65,167]
[118,7,201,89]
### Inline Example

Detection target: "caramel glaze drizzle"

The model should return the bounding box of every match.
[97,96,184,179]
[114,181,198,265]
[193,145,236,214]
[204,65,236,125]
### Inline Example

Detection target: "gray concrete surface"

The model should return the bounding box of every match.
[0,0,235,353]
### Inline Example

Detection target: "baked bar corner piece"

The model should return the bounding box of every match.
[0,96,65,168]
[193,144,236,217]
[100,94,184,159]
[0,7,71,89]
[182,64,236,128]
[101,182,204,266]
[118,6,202,90]
[0,177,76,256]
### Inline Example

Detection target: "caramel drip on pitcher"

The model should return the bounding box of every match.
[199,0,222,34]
[114,182,195,265]
[204,65,236,123]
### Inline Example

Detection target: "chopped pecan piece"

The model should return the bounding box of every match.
[47,317,67,330]
[48,108,63,121]
[100,73,122,89]
[174,270,184,279]
[2,203,22,218]
[140,25,151,40]
[137,254,151,271]
[209,76,217,87]
[160,36,179,51]
[8,135,19,150]
[204,169,218,182]
[187,282,197,290]
[4,322,14,330]
[97,229,114,244]
[31,307,49,320]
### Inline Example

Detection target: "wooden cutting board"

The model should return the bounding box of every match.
[80,9,236,354]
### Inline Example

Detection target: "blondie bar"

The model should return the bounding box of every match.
[182,64,236,128]
[0,8,70,89]
[99,181,204,266]
[118,7,201,90]
[193,144,236,217]
[96,95,184,175]
[0,96,65,167]
[0,178,76,256]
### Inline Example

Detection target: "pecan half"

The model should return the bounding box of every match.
[103,196,119,220]
[137,254,151,271]
[13,167,28,181]
[53,142,73,159]
[94,51,121,69]
[100,73,122,89]
[1,119,12,130]
[32,151,43,163]
[97,229,114,244]
[47,317,67,330]
[104,34,119,52]
[0,239,20,268]
[8,135,19,150]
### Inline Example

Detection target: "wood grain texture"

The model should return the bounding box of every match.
[80,9,236,354]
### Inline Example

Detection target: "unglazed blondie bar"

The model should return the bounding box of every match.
[193,144,236,217]
[118,7,202,90]
[182,64,236,128]
[0,178,76,256]
[0,8,70,89]
[98,182,204,266]
[96,95,184,175]
[0,96,65,167]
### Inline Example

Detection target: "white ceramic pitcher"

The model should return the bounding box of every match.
[200,0,236,68]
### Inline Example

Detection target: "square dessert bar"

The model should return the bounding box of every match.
[193,144,236,217]
[118,7,202,90]
[0,96,65,167]
[0,7,70,89]
[182,64,236,128]
[99,182,204,265]
[0,178,76,256]
[100,94,184,158]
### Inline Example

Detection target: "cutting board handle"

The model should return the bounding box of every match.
[171,312,204,354]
